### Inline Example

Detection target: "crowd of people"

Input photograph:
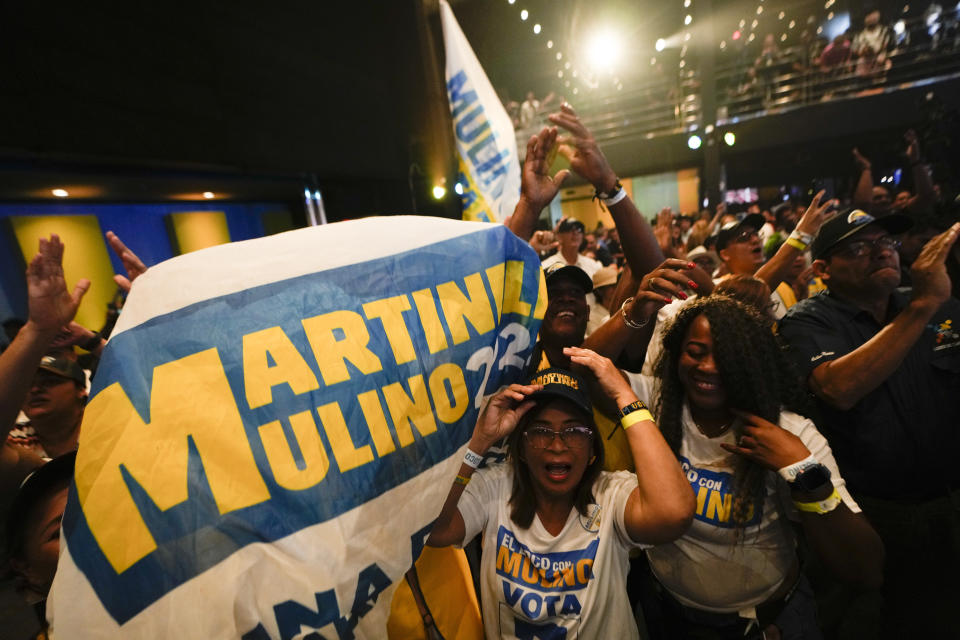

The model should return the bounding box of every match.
[1,101,958,639]
[724,4,960,113]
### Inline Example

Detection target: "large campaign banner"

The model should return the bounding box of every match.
[49,217,545,638]
[441,0,521,224]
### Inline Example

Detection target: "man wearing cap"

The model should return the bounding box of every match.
[7,354,86,459]
[714,213,767,281]
[779,210,960,636]
[541,218,603,279]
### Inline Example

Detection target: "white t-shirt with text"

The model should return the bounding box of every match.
[457,463,645,639]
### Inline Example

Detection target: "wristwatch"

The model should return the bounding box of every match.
[788,463,832,493]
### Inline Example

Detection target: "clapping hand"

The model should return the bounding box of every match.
[520,126,571,212]
[549,103,618,193]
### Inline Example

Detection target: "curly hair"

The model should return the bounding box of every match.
[505,398,605,529]
[653,295,808,534]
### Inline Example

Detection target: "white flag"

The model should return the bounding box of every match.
[440,0,521,224]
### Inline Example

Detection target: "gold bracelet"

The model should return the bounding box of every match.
[454,474,471,486]
[621,410,655,430]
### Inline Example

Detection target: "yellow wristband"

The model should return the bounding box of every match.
[621,409,654,430]
[785,237,808,251]
[793,487,841,514]
[454,474,471,486]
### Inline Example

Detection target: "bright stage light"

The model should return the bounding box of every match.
[51,188,69,197]
[685,14,693,25]
[432,185,446,200]
[655,38,666,51]
[687,135,702,150]
[454,182,464,195]
[587,31,622,70]
[724,132,736,146]
[533,23,541,34]
[520,9,528,20]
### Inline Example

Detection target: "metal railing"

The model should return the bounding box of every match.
[512,12,960,157]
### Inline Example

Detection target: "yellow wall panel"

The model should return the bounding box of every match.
[559,180,634,231]
[11,215,117,331]
[168,211,230,254]
[677,168,701,214]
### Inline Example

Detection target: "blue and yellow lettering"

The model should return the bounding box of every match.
[259,410,331,490]
[76,348,271,573]
[520,592,543,619]
[302,310,383,386]
[503,581,523,607]
[243,327,320,409]
[559,594,582,616]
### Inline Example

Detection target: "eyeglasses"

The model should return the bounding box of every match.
[524,425,594,450]
[730,230,759,244]
[834,236,900,258]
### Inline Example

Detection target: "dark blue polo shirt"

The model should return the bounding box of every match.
[779,290,960,500]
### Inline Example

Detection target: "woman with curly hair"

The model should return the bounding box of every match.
[601,285,883,638]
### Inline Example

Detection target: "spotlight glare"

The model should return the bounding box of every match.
[454,182,464,195]
[687,134,703,150]
[684,0,691,6]
[556,52,562,60]
[684,32,691,41]
[789,19,796,28]
[547,40,553,48]
[656,38,666,51]
[757,5,763,14]
[51,188,69,197]
[586,30,622,69]
[733,29,742,39]
[780,33,787,41]
[520,9,528,20]
[748,32,756,41]
[779,10,785,19]
[508,0,515,3]
[685,14,693,24]
[533,23,541,34]
[202,191,215,199]
[432,185,446,200]
[894,19,905,34]
[723,131,736,146]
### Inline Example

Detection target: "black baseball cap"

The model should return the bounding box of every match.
[557,218,586,233]
[543,262,593,294]
[716,213,765,252]
[37,355,85,386]
[811,209,913,259]
[5,451,76,558]
[525,368,592,415]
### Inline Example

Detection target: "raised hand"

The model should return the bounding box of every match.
[530,230,559,254]
[795,190,836,238]
[548,103,618,193]
[106,230,148,292]
[720,410,811,471]
[628,258,698,321]
[49,321,98,350]
[904,129,921,164]
[26,235,90,335]
[910,222,960,310]
[654,207,675,256]
[564,346,637,408]
[520,126,571,211]
[472,383,542,451]
[851,147,871,172]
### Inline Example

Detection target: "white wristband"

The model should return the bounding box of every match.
[463,448,484,469]
[603,189,628,207]
[777,453,818,483]
[788,229,814,246]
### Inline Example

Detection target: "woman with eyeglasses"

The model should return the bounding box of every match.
[623,295,884,639]
[426,347,695,639]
